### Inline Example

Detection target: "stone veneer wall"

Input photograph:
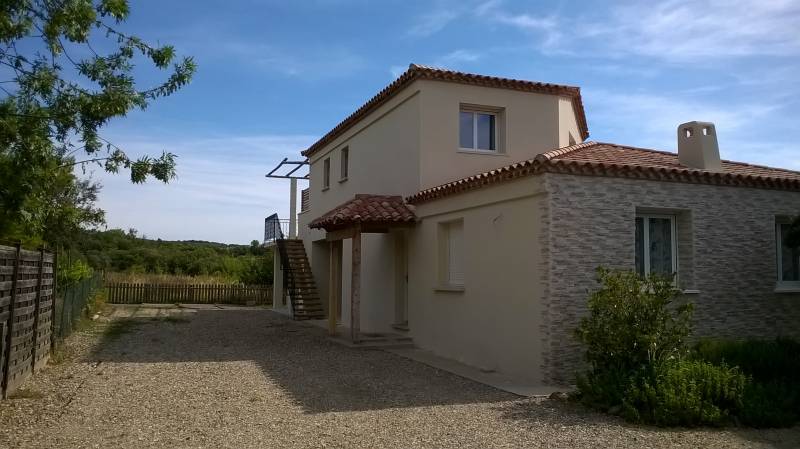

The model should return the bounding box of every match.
[541,172,800,385]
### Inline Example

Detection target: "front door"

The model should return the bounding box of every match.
[394,232,408,326]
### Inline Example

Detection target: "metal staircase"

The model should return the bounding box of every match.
[276,239,325,320]
[265,214,324,320]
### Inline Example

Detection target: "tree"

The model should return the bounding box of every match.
[0,0,195,241]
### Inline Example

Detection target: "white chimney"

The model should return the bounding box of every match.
[677,121,722,171]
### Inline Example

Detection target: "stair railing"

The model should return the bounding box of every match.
[264,213,290,244]
[276,239,299,317]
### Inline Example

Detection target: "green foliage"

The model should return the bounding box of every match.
[0,0,195,243]
[57,257,93,288]
[575,268,800,428]
[694,338,800,427]
[575,268,692,408]
[76,229,273,284]
[622,360,747,427]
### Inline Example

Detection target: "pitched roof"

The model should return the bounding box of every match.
[309,194,416,231]
[406,142,800,204]
[301,64,589,158]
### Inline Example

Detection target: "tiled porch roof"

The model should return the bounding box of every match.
[309,194,416,231]
[406,141,800,204]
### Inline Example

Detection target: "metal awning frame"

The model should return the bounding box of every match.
[265,158,309,180]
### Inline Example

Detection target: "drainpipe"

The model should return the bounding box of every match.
[289,178,297,239]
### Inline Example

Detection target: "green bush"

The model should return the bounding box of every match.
[694,338,800,427]
[622,360,747,427]
[575,268,800,428]
[694,338,800,383]
[574,268,692,409]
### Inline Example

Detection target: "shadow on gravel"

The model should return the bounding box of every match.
[90,309,515,414]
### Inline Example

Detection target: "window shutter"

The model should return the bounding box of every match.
[448,222,464,285]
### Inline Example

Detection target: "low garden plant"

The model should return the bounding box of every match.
[574,268,799,428]
[694,338,800,427]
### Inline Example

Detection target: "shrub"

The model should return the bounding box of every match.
[694,338,800,383]
[575,268,800,428]
[622,360,747,427]
[694,338,800,427]
[574,268,692,409]
[739,381,799,428]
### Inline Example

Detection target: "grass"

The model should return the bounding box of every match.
[105,272,236,285]
[105,314,189,339]
[9,388,44,400]
[148,315,190,324]
[103,319,141,340]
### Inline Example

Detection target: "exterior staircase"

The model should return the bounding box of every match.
[276,239,325,320]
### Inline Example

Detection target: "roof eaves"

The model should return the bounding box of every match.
[302,64,590,158]
[407,141,800,204]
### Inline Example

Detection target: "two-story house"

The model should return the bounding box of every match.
[266,64,800,386]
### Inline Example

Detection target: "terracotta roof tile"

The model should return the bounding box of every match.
[407,142,800,204]
[309,194,417,231]
[301,64,589,158]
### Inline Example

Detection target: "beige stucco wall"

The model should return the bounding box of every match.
[408,176,548,383]
[540,173,800,385]
[557,97,582,147]
[417,80,562,190]
[302,87,422,228]
[297,84,423,328]
[294,77,583,347]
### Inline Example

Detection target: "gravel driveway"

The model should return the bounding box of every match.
[0,305,797,449]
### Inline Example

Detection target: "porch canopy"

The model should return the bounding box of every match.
[309,194,416,342]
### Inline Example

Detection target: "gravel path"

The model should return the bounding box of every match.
[1,305,798,448]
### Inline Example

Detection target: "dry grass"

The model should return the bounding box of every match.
[8,388,44,400]
[105,272,235,285]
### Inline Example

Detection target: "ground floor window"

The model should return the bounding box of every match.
[635,214,677,278]
[776,222,800,285]
[439,219,464,287]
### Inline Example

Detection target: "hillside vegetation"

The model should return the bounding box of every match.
[73,229,273,285]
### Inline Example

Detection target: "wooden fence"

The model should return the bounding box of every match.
[0,244,54,398]
[106,283,273,305]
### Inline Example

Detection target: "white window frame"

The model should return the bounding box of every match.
[459,108,497,153]
[636,214,678,278]
[322,157,330,190]
[775,221,800,291]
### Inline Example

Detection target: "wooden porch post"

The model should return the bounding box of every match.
[350,224,361,343]
[328,241,337,336]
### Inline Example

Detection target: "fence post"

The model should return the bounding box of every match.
[2,243,21,397]
[29,248,45,373]
[50,251,58,351]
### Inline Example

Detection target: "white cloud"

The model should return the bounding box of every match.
[583,89,797,170]
[82,134,315,243]
[484,0,800,62]
[220,43,367,79]
[433,49,482,68]
[602,0,800,61]
[407,9,461,37]
[389,65,408,80]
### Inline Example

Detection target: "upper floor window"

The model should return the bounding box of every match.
[323,157,331,190]
[776,221,800,287]
[340,147,349,181]
[635,214,677,278]
[459,108,496,152]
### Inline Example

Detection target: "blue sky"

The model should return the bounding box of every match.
[90,0,800,243]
